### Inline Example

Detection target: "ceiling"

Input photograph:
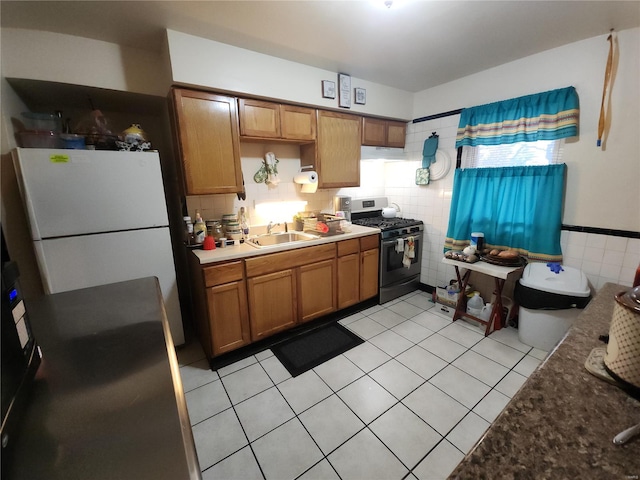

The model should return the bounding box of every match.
[1,1,639,93]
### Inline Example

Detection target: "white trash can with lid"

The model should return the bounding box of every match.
[514,263,591,351]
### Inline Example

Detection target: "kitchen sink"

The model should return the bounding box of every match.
[245,232,320,248]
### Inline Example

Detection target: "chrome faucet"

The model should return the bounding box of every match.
[267,221,280,234]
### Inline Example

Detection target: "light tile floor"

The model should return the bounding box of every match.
[177,290,548,480]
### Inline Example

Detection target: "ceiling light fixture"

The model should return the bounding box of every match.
[384,0,393,8]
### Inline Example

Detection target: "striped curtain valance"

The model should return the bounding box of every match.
[455,86,579,148]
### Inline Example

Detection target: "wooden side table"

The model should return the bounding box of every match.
[442,258,525,336]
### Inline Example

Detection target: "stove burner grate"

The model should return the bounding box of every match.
[351,216,423,231]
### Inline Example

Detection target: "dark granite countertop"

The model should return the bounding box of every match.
[450,282,640,479]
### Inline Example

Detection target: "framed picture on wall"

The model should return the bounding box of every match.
[338,73,351,108]
[354,87,366,105]
[322,80,336,99]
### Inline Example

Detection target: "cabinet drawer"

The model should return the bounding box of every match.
[203,261,244,287]
[360,234,380,251]
[337,238,359,257]
[245,243,335,277]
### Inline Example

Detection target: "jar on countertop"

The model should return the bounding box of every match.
[207,221,224,241]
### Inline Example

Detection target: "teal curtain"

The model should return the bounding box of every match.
[456,87,579,147]
[444,164,566,262]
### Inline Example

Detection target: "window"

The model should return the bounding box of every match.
[460,139,564,168]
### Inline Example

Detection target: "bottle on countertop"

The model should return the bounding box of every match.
[193,211,206,244]
[183,216,193,245]
[239,207,249,236]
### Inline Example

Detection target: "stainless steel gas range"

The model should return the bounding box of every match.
[350,198,424,304]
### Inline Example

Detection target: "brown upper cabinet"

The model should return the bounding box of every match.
[171,88,243,195]
[300,110,362,189]
[238,99,317,142]
[362,117,407,148]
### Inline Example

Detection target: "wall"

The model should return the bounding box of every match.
[413,28,640,232]
[1,28,170,97]
[165,30,413,121]
[408,27,640,290]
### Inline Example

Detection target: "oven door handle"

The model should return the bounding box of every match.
[382,236,421,247]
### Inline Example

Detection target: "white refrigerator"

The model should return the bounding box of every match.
[12,148,185,345]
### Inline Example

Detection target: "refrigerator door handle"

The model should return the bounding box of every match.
[33,241,53,294]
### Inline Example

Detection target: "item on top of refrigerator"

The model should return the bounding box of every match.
[193,211,206,244]
[60,133,86,149]
[16,130,61,148]
[20,112,63,132]
[122,124,148,143]
[13,112,63,148]
[117,124,152,151]
[74,109,118,150]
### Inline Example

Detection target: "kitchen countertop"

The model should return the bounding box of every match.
[449,282,640,479]
[5,277,201,480]
[191,224,381,264]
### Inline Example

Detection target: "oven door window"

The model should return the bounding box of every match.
[381,235,421,285]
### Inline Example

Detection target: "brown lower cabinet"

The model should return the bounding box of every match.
[247,269,297,341]
[298,259,336,323]
[190,234,379,358]
[337,236,379,309]
[190,257,251,358]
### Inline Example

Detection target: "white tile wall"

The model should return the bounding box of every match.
[391,115,639,291]
[187,115,639,290]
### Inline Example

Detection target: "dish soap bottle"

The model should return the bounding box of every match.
[238,207,249,237]
[193,211,206,244]
[466,292,484,317]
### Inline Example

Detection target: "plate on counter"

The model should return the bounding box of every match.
[480,254,527,267]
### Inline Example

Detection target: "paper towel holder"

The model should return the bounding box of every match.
[293,166,318,185]
[294,166,319,193]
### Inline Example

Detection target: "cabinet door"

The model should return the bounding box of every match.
[298,259,336,323]
[386,121,407,148]
[207,280,250,355]
[247,270,297,341]
[360,248,380,301]
[280,105,317,141]
[172,89,242,195]
[337,253,360,309]
[303,110,361,188]
[238,99,281,138]
[362,117,387,146]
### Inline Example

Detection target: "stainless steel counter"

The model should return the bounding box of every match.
[5,277,201,480]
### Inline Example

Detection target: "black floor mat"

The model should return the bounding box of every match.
[271,322,364,377]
